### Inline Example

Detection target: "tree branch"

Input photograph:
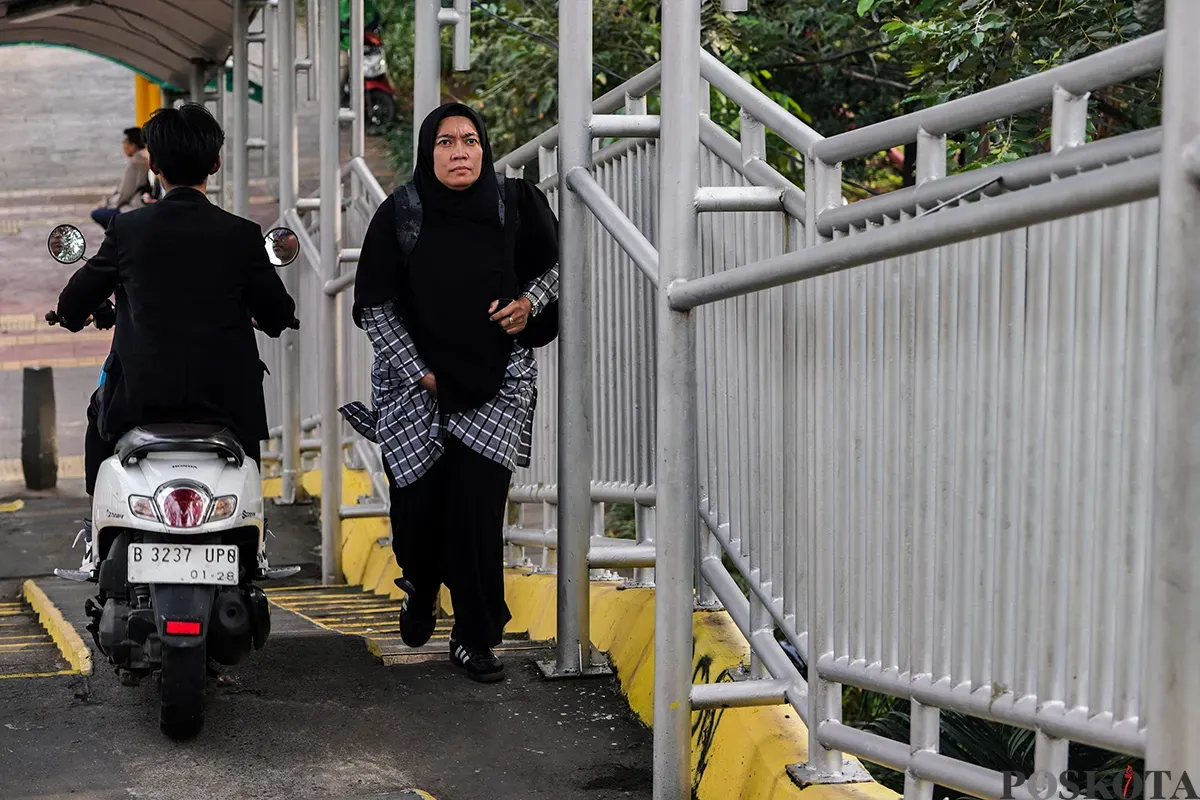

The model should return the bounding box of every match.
[755,41,896,72]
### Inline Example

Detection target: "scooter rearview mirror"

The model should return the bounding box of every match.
[264,226,300,267]
[47,224,86,265]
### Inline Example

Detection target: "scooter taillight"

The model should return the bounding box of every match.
[161,488,206,528]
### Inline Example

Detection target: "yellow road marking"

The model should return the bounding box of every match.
[0,610,25,617]
[22,580,91,675]
[0,641,57,651]
[270,595,386,605]
[0,314,37,333]
[0,634,52,643]
[0,330,112,346]
[0,356,107,372]
[0,668,79,680]
[0,456,85,482]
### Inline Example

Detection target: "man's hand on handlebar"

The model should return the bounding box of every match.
[45,310,95,328]
[250,317,300,332]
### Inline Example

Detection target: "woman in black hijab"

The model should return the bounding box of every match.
[340,103,559,683]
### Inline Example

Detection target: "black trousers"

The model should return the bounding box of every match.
[84,390,262,496]
[387,435,513,649]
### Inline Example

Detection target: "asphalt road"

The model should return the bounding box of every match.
[0,493,654,800]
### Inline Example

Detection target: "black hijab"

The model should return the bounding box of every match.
[413,103,501,227]
[356,103,519,415]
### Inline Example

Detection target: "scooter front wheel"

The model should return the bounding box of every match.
[366,88,396,132]
[159,642,207,740]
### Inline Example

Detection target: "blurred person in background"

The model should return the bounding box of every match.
[90,127,153,229]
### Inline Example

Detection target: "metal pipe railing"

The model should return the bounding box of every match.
[819,126,1163,235]
[670,154,1161,310]
[698,49,824,153]
[494,62,663,172]
[565,168,659,287]
[812,30,1165,164]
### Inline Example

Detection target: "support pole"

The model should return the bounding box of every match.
[413,0,441,166]
[263,0,277,176]
[1148,0,1200,777]
[542,0,597,679]
[653,0,701,796]
[276,0,304,505]
[21,367,57,492]
[349,0,364,161]
[232,0,250,218]
[188,60,207,104]
[318,0,343,583]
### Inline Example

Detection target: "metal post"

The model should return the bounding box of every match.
[232,0,250,218]
[318,0,343,583]
[653,0,700,796]
[791,147,869,787]
[21,367,57,491]
[1149,0,1200,777]
[188,60,207,104]
[536,0,598,681]
[276,0,303,506]
[263,0,277,176]
[413,0,441,166]
[350,0,364,160]
[306,0,318,101]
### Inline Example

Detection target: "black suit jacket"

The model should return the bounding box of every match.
[56,187,296,451]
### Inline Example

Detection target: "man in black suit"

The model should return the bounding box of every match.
[55,103,296,576]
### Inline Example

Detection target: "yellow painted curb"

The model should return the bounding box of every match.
[279,464,895,800]
[22,579,92,676]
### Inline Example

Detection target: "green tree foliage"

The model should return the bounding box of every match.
[374,0,1161,191]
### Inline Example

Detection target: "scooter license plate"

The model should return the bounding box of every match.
[126,544,239,586]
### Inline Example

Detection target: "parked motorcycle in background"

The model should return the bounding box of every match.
[341,25,396,132]
[46,224,303,741]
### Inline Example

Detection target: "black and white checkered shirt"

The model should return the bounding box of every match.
[339,267,558,488]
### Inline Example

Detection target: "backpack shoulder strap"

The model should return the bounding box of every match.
[391,183,422,259]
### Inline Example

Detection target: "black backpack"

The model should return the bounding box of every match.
[390,175,559,349]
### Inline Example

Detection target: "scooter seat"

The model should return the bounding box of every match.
[115,424,246,467]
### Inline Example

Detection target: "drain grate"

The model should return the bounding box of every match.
[266,585,543,665]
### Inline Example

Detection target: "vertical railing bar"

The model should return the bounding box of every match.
[317,0,343,583]
[1034,85,1088,781]
[1091,204,1128,720]
[905,128,946,800]
[653,0,701,793]
[1122,199,1157,723]
[953,237,980,684]
[232,0,250,218]
[973,232,1001,692]
[1069,207,1103,712]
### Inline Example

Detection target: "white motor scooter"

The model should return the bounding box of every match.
[45,223,303,740]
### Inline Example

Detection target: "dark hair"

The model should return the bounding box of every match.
[123,127,145,149]
[141,103,224,187]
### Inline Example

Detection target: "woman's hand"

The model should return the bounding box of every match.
[419,372,438,395]
[490,297,533,335]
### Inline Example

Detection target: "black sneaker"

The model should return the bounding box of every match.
[448,638,505,683]
[397,579,437,648]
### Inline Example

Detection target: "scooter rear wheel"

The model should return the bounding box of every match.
[159,642,207,740]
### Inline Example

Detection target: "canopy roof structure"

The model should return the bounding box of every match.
[0,0,239,88]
